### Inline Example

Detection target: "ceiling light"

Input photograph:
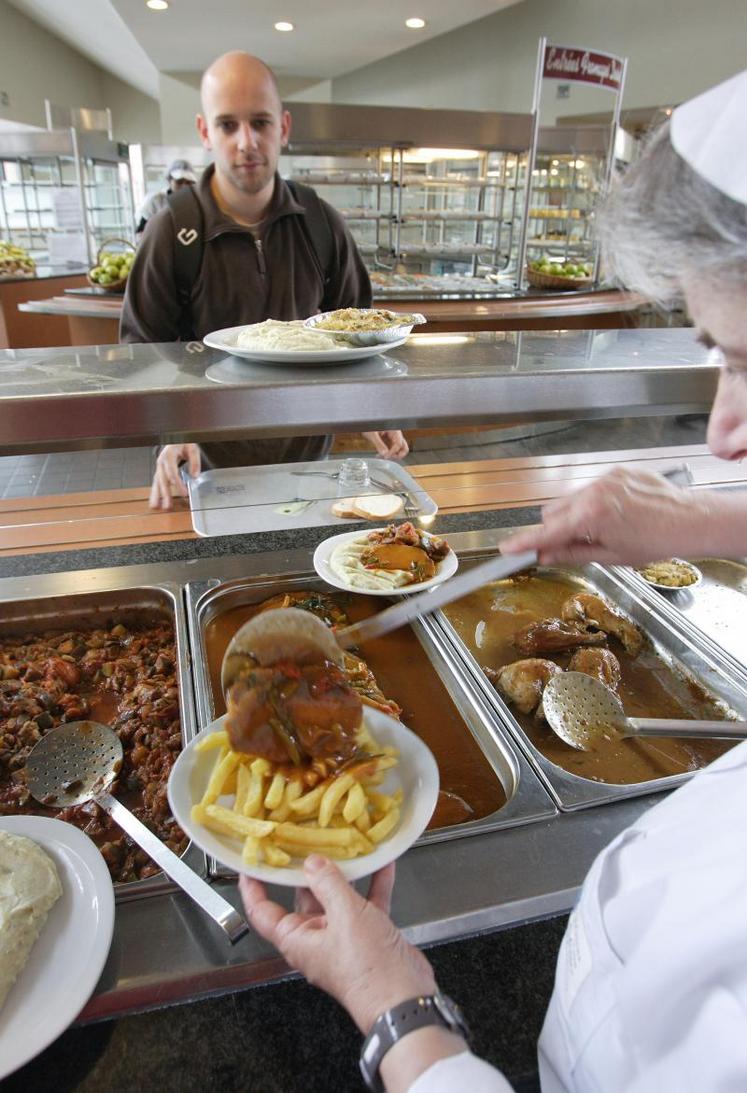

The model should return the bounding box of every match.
[274,21,294,31]
[146,0,169,9]
[405,17,426,29]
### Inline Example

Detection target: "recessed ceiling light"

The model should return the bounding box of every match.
[405,17,426,29]
[274,21,294,32]
[146,0,169,9]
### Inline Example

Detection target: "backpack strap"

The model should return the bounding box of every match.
[286,179,335,297]
[167,186,205,341]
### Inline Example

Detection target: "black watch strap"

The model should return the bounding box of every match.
[359,992,469,1093]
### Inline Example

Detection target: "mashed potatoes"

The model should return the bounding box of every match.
[0,831,62,1010]
[235,319,349,352]
[637,559,700,588]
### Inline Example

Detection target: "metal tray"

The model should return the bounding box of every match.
[0,583,203,901]
[186,457,437,537]
[615,559,747,685]
[432,554,747,811]
[185,573,557,878]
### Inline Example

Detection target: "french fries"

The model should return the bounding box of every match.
[192,728,401,868]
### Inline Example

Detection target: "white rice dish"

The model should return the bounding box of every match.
[329,536,418,591]
[235,319,349,352]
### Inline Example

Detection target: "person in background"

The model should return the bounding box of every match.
[240,69,747,1092]
[135,159,197,238]
[121,51,406,510]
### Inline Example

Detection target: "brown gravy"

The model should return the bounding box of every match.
[443,573,733,785]
[204,592,507,829]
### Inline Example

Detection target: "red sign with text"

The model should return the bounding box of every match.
[543,46,624,91]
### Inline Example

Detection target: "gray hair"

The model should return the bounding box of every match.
[597,123,747,304]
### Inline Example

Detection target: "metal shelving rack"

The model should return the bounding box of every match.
[0,129,134,266]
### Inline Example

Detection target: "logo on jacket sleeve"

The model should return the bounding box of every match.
[177,228,198,246]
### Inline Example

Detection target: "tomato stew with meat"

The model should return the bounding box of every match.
[0,610,186,883]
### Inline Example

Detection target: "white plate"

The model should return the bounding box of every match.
[313,527,458,597]
[0,816,115,1080]
[203,325,408,364]
[168,709,439,887]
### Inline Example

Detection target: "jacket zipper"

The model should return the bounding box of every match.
[254,237,266,277]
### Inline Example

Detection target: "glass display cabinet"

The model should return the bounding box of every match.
[0,130,133,266]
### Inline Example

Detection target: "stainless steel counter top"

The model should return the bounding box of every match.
[0,530,663,1023]
[0,327,714,453]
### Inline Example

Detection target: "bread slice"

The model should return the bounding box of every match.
[330,497,359,518]
[350,494,404,520]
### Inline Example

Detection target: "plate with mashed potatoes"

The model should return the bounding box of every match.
[204,319,409,364]
[313,522,457,596]
[0,817,114,1079]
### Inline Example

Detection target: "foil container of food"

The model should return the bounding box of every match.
[304,308,426,346]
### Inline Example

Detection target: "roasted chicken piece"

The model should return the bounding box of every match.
[485,658,562,716]
[561,592,643,657]
[513,618,607,656]
[225,660,362,767]
[568,647,622,692]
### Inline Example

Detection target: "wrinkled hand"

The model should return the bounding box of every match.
[239,855,436,1034]
[501,467,716,566]
[362,430,409,460]
[149,443,201,511]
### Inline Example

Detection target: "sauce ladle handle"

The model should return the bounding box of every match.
[626,717,747,739]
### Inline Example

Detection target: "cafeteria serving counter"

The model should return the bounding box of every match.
[8,521,742,1024]
[0,327,718,453]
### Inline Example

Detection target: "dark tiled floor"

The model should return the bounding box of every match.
[0,417,708,499]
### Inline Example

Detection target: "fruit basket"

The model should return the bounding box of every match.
[87,238,135,293]
[0,241,36,280]
[526,262,592,291]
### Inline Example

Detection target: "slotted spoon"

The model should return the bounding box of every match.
[542,672,747,752]
[25,721,248,943]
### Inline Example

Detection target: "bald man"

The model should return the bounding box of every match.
[121,52,407,510]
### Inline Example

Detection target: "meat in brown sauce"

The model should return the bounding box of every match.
[513,618,607,655]
[568,647,622,692]
[561,592,643,657]
[486,658,561,716]
[0,617,185,883]
[226,660,362,768]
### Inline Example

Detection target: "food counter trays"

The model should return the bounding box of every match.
[4,526,747,1021]
[185,574,556,875]
[434,553,747,810]
[0,583,202,900]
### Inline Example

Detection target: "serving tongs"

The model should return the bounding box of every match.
[25,722,249,944]
[542,672,747,751]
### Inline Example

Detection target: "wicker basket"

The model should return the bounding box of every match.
[87,237,135,294]
[526,266,592,291]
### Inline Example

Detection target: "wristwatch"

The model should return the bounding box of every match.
[359,991,470,1093]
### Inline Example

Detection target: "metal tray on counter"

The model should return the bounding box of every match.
[0,584,203,901]
[186,457,437,537]
[432,554,747,811]
[614,559,747,685]
[185,573,557,877]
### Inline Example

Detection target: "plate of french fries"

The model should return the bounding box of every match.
[167,707,439,886]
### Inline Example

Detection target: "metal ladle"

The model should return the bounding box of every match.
[542,672,747,752]
[25,721,248,944]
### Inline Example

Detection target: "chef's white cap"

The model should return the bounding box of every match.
[670,69,747,205]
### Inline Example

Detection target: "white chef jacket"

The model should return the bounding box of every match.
[410,739,747,1093]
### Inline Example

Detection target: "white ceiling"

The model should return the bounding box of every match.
[8,0,521,100]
